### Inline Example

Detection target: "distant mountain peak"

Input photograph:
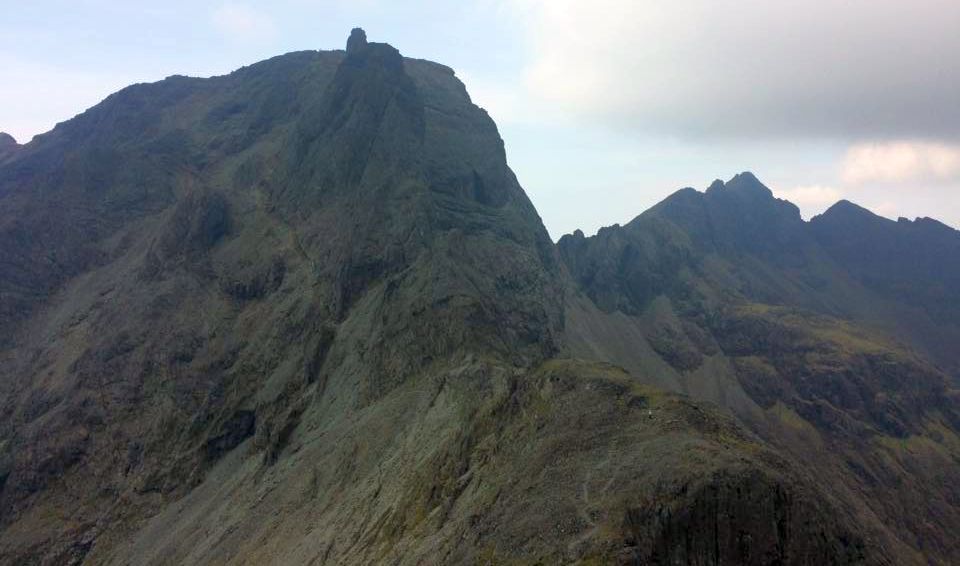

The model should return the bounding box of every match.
[816,201,957,235]
[814,199,881,225]
[703,172,775,201]
[731,171,760,183]
[824,199,871,214]
[725,171,772,196]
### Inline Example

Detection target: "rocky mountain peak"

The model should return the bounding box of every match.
[706,171,774,199]
[818,199,874,219]
[815,200,958,239]
[658,173,802,240]
[346,27,368,54]
[810,199,886,236]
[337,29,408,85]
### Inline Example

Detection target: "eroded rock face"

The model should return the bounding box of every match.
[559,174,960,564]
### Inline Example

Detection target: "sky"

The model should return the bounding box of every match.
[2,0,959,239]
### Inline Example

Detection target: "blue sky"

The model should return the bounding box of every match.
[2,1,958,238]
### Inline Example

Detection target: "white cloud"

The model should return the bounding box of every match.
[508,0,960,140]
[841,141,960,185]
[211,3,276,42]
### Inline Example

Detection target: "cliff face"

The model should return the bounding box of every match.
[0,30,957,565]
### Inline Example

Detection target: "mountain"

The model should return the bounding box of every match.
[810,201,960,378]
[1,29,958,565]
[559,173,960,563]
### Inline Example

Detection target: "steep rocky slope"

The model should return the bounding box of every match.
[559,174,960,563]
[0,29,957,565]
[810,200,960,378]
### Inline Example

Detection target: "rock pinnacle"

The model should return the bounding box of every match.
[346,27,367,54]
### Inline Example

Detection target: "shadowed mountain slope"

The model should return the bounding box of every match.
[810,200,960,377]
[559,174,960,563]
[0,29,957,565]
